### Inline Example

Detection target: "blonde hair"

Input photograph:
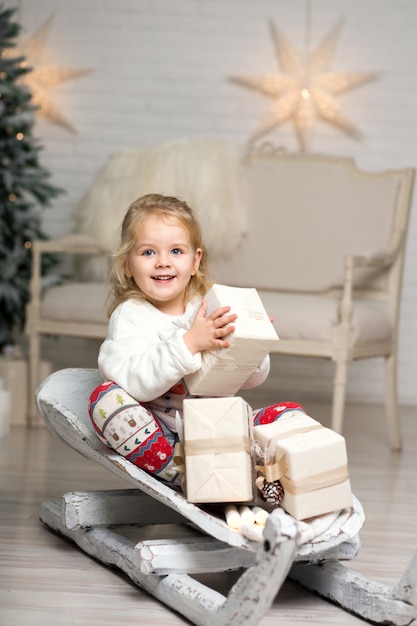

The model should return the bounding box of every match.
[107,193,212,317]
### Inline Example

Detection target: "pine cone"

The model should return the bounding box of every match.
[259,479,284,505]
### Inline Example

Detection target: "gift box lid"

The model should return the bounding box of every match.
[253,410,321,448]
[277,427,348,481]
[253,410,349,481]
[183,396,251,439]
[205,284,279,344]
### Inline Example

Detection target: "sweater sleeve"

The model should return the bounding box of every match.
[240,354,270,390]
[98,300,201,402]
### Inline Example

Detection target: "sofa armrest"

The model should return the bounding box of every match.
[33,234,105,256]
[27,235,107,321]
[348,251,394,270]
[338,249,397,331]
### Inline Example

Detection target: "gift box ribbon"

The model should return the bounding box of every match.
[256,456,287,483]
[173,435,251,473]
[186,436,251,455]
[281,465,349,494]
[256,458,349,494]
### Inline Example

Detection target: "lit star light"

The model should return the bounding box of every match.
[230,19,380,151]
[6,15,92,132]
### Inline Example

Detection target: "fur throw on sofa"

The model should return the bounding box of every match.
[75,138,248,280]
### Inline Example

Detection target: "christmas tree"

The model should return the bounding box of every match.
[0,5,63,349]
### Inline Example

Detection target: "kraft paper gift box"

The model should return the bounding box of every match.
[182,396,254,504]
[253,410,352,520]
[184,284,279,396]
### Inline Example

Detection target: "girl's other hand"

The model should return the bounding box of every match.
[184,301,237,355]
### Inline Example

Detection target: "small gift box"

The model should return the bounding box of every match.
[182,396,254,504]
[254,411,352,520]
[184,284,279,396]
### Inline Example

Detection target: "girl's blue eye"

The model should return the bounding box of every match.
[172,248,182,255]
[142,249,154,256]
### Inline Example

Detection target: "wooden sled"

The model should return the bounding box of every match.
[37,368,417,626]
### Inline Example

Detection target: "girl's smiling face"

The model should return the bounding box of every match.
[124,214,202,315]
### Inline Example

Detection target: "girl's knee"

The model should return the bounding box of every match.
[88,381,179,484]
[252,401,305,426]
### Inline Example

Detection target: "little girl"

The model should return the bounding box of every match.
[89,193,303,487]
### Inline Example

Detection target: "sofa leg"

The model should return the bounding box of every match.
[331,359,348,434]
[384,352,402,451]
[27,332,41,427]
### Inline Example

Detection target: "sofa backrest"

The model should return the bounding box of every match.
[212,150,408,296]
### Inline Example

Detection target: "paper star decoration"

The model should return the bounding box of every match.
[230,19,380,151]
[6,15,92,132]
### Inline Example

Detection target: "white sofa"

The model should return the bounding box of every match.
[25,140,415,449]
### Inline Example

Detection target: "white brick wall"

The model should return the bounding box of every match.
[6,0,417,406]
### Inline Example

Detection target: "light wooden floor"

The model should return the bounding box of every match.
[1,391,416,625]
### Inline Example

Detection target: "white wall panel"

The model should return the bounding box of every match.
[6,0,417,405]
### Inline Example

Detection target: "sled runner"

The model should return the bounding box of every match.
[37,368,417,626]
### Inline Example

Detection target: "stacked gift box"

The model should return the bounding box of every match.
[181,285,352,521]
[182,396,352,520]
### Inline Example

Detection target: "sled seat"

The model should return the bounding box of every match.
[36,368,417,626]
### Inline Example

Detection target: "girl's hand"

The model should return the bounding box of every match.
[184,301,237,355]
